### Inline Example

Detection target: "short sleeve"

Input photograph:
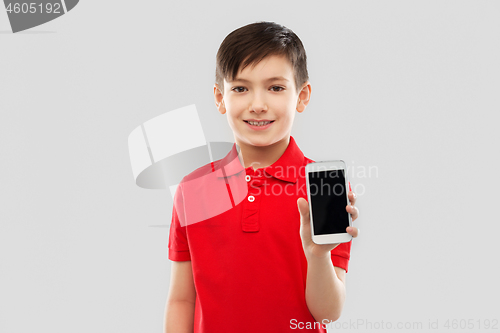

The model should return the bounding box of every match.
[331,240,351,273]
[168,184,191,261]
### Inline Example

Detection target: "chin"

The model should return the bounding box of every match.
[250,137,281,147]
[238,136,268,146]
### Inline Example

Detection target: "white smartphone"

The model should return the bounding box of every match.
[305,160,352,245]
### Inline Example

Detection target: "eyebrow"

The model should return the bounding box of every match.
[230,76,289,83]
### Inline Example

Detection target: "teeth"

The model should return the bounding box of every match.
[248,121,271,126]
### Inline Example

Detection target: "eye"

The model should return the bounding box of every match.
[231,87,247,93]
[271,86,284,92]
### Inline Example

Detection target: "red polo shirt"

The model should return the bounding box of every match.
[168,135,351,332]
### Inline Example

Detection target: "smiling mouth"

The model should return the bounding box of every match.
[244,120,275,126]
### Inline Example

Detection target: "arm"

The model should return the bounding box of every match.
[297,190,359,323]
[164,261,197,333]
[305,257,346,323]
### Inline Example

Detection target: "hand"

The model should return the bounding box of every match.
[297,191,359,260]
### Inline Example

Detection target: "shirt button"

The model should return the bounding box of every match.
[248,195,255,202]
[245,175,251,182]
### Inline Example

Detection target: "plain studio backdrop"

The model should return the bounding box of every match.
[1,1,498,332]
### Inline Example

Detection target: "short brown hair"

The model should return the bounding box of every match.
[215,21,309,95]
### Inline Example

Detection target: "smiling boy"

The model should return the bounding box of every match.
[164,21,359,333]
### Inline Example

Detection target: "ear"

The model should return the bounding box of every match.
[214,84,226,115]
[296,81,312,113]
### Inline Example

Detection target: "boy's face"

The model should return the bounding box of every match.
[214,54,310,150]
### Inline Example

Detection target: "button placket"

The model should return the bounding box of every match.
[241,169,262,232]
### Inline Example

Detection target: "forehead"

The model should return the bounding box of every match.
[230,54,294,81]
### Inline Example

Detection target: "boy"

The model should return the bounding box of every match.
[164,21,359,333]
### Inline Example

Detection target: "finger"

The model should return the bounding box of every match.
[346,205,359,221]
[347,226,359,238]
[297,197,310,222]
[348,191,357,205]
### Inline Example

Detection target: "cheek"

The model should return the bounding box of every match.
[224,98,243,113]
[279,112,296,129]
[269,96,296,111]
[225,110,241,128]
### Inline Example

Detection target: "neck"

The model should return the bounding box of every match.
[236,135,291,171]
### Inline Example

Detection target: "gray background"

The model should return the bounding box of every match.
[1,1,499,332]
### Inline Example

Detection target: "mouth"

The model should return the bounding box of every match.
[243,120,275,127]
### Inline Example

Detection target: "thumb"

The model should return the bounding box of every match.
[297,197,310,224]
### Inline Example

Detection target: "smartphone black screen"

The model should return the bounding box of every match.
[308,169,349,235]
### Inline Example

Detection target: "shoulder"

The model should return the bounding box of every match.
[174,158,224,209]
[180,158,223,183]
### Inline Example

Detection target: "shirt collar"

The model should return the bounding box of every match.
[215,135,305,184]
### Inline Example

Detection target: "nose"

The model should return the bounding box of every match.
[250,91,267,113]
